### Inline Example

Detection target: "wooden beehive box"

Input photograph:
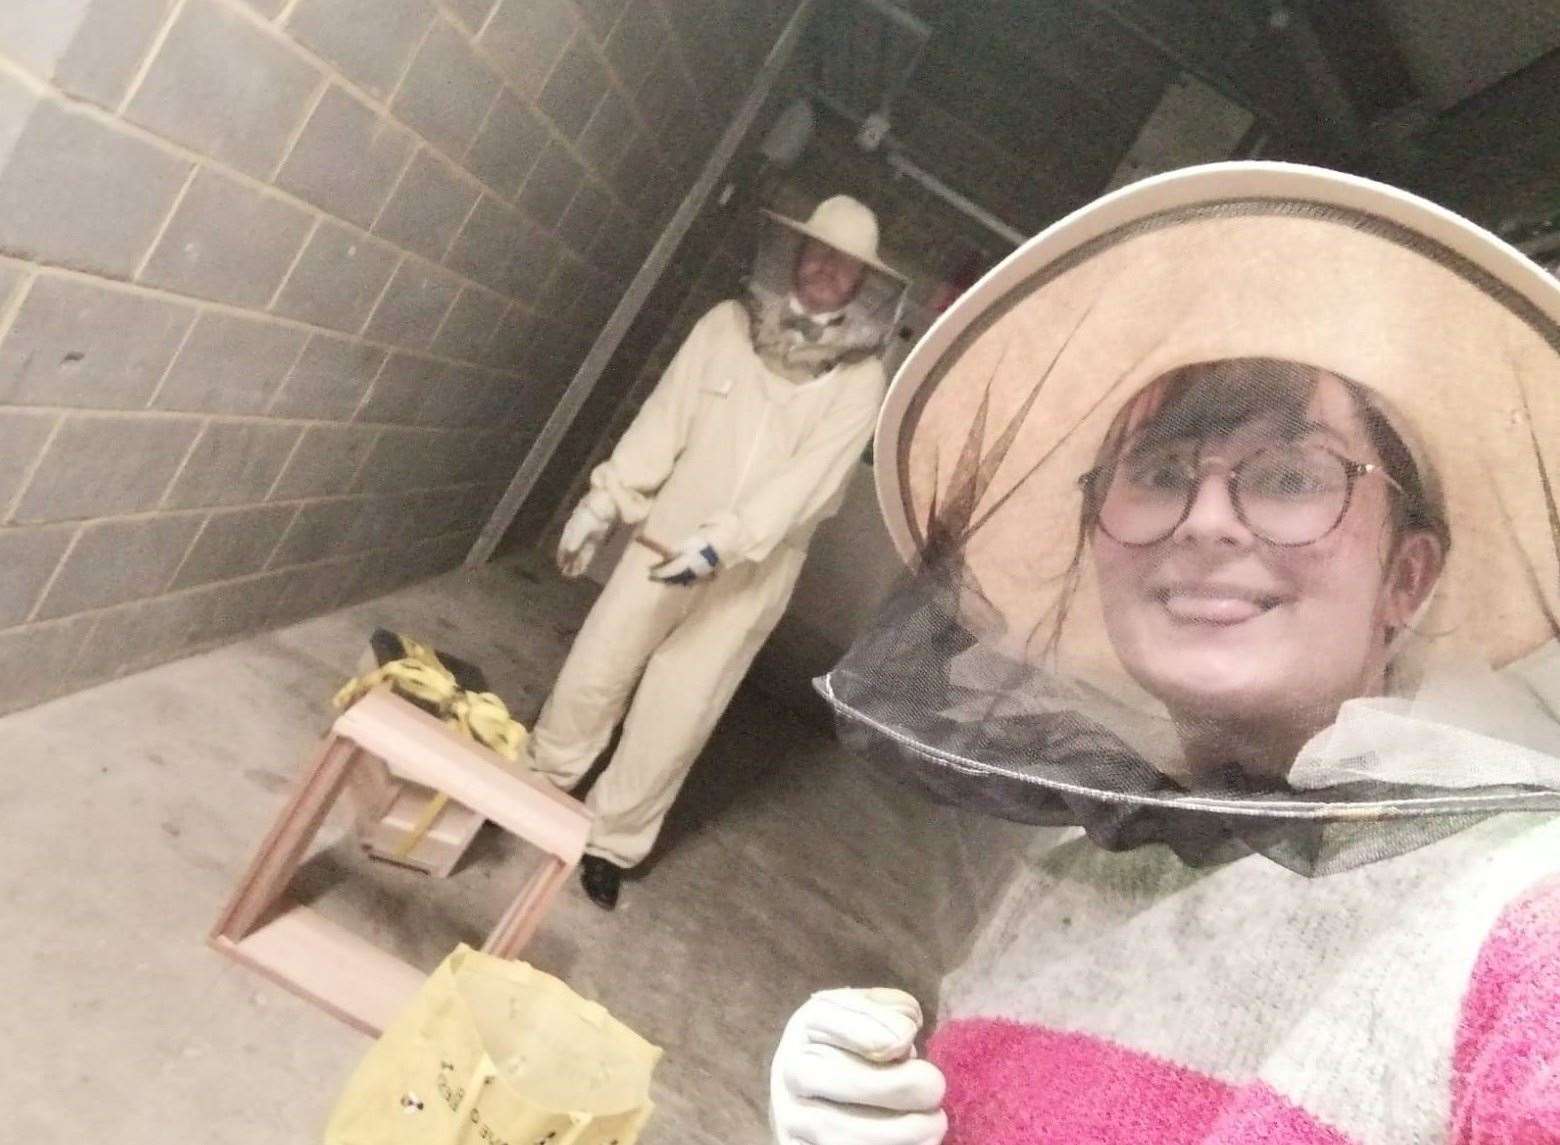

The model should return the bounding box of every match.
[347,749,486,878]
[340,631,505,877]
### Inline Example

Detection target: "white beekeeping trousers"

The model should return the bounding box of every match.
[528,539,808,867]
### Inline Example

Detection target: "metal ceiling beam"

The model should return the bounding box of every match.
[1077,0,1270,127]
[856,0,931,39]
[886,150,1027,246]
[808,87,1027,247]
[1265,4,1363,154]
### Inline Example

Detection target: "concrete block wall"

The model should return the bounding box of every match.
[0,0,789,714]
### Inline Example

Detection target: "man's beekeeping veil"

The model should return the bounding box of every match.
[747,195,908,379]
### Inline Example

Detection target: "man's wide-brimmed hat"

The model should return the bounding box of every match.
[763,194,907,283]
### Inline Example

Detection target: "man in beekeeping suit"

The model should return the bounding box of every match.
[528,195,908,909]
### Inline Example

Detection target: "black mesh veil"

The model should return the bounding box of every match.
[820,554,1555,877]
[819,166,1560,877]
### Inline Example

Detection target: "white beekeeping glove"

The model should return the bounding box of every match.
[556,499,614,579]
[770,988,948,1145]
[648,535,720,586]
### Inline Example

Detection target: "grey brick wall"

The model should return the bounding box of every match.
[0,0,788,714]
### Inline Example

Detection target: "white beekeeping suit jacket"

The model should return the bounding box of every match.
[586,300,886,566]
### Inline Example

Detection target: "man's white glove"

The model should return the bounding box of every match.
[557,500,612,579]
[648,535,720,587]
[770,988,948,1145]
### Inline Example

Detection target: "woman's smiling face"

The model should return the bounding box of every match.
[1091,368,1443,756]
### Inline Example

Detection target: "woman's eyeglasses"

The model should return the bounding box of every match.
[1079,442,1402,547]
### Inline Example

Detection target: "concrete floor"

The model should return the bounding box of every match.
[1,550,1020,1143]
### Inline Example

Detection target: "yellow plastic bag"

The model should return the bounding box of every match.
[325,945,661,1145]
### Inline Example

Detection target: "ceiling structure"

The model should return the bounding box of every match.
[798,0,1560,257]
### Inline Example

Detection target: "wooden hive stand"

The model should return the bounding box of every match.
[210,687,590,1036]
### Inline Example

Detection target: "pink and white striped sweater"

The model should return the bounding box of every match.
[927,815,1560,1143]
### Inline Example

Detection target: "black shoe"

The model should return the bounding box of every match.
[580,855,624,910]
